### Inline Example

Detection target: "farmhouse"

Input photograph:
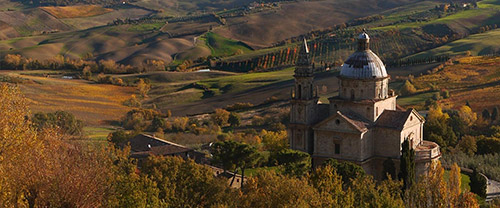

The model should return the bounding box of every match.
[289,32,441,179]
[129,134,206,163]
[128,134,244,187]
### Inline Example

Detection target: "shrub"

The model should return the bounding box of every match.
[228,112,241,127]
[251,115,265,126]
[440,89,450,99]
[399,80,417,96]
[226,102,254,111]
[122,95,141,107]
[211,109,230,127]
[32,111,83,135]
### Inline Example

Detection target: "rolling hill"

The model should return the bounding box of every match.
[408,28,500,59]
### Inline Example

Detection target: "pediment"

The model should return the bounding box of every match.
[313,111,368,133]
[402,109,425,129]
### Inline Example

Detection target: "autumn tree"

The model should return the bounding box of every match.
[211,108,230,126]
[261,130,288,154]
[424,106,457,148]
[399,80,417,96]
[458,105,477,127]
[31,111,84,135]
[82,65,92,80]
[309,165,348,207]
[136,78,151,98]
[405,161,479,208]
[239,171,322,207]
[141,156,235,207]
[457,135,477,156]
[448,163,461,207]
[0,83,137,207]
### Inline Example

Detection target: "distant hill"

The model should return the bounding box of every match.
[214,0,424,48]
[408,28,500,59]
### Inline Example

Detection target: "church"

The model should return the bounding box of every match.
[289,32,441,180]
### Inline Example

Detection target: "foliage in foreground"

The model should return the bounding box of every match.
[0,83,481,207]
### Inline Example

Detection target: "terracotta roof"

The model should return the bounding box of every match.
[339,111,371,132]
[375,109,412,130]
[314,111,371,132]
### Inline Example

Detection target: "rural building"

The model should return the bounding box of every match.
[129,134,206,163]
[289,33,441,179]
[128,134,243,187]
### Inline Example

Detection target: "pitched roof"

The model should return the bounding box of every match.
[128,134,192,154]
[314,111,371,132]
[341,111,371,132]
[375,109,412,130]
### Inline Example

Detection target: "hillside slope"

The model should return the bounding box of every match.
[214,0,425,48]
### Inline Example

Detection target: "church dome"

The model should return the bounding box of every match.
[340,32,387,79]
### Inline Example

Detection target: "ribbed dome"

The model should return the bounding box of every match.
[340,32,387,79]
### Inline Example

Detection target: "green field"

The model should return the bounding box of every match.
[397,91,436,108]
[204,32,253,57]
[198,67,294,95]
[409,28,500,59]
[374,0,500,31]
[83,126,116,141]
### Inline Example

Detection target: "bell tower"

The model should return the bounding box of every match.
[289,39,318,154]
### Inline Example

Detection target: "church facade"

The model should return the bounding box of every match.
[289,33,441,180]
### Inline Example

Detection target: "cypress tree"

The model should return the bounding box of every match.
[482,109,491,120]
[492,106,499,121]
[470,168,487,198]
[399,139,415,191]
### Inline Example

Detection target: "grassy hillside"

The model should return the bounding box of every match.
[0,25,197,65]
[408,28,500,59]
[215,0,424,48]
[0,8,72,37]
[204,32,252,57]
[374,0,500,32]
[131,0,254,16]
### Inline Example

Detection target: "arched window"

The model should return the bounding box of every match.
[350,89,355,100]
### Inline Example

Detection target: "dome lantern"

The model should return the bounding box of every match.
[340,31,387,79]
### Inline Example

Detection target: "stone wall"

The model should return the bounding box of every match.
[338,77,390,100]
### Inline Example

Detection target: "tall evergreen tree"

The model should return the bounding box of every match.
[469,168,487,198]
[399,139,415,191]
[482,109,491,120]
[492,106,499,121]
